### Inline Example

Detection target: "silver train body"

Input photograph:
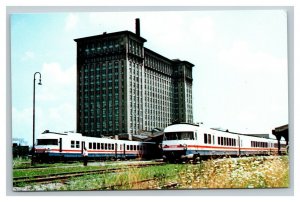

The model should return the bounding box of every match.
[162,123,287,163]
[34,131,155,162]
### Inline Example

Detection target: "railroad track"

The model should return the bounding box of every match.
[13,162,165,185]
[95,177,179,190]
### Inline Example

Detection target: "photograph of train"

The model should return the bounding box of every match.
[162,123,287,163]
[10,8,290,193]
[34,130,157,162]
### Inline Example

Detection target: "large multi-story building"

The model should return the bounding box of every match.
[74,19,194,137]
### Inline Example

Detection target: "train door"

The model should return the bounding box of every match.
[123,143,126,159]
[81,141,86,154]
[59,138,62,152]
[115,143,118,159]
[238,136,241,156]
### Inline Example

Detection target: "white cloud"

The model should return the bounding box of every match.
[189,16,216,44]
[12,107,33,145]
[12,103,76,146]
[37,103,76,136]
[197,40,289,133]
[218,40,287,75]
[21,50,35,61]
[12,61,77,145]
[65,13,79,31]
[37,62,76,102]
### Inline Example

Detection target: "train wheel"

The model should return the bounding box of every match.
[193,155,201,164]
[181,157,188,164]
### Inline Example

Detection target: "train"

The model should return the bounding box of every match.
[162,123,287,163]
[34,130,157,163]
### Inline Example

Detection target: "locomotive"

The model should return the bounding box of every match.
[34,130,156,162]
[162,123,287,163]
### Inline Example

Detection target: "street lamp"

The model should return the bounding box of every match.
[32,72,42,165]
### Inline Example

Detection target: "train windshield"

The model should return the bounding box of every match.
[37,139,58,145]
[163,132,194,140]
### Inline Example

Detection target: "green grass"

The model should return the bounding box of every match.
[58,164,186,190]
[13,157,84,169]
[13,156,289,191]
[15,166,93,178]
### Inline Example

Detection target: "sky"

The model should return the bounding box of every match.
[10,10,288,146]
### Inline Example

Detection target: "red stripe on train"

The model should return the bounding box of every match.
[163,144,282,151]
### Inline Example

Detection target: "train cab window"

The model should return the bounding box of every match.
[71,140,75,148]
[76,141,80,148]
[164,132,194,140]
[181,132,194,140]
[89,142,92,149]
[97,143,100,150]
[37,139,58,146]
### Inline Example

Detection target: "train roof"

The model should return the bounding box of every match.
[39,130,83,138]
[164,123,199,132]
[164,123,279,141]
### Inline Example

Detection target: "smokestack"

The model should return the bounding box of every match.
[135,18,140,36]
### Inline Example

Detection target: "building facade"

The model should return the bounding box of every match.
[74,19,194,137]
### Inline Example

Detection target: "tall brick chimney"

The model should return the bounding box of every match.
[135,18,140,36]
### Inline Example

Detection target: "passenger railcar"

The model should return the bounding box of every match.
[34,131,154,162]
[162,123,287,163]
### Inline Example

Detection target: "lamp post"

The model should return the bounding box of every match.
[32,72,42,165]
